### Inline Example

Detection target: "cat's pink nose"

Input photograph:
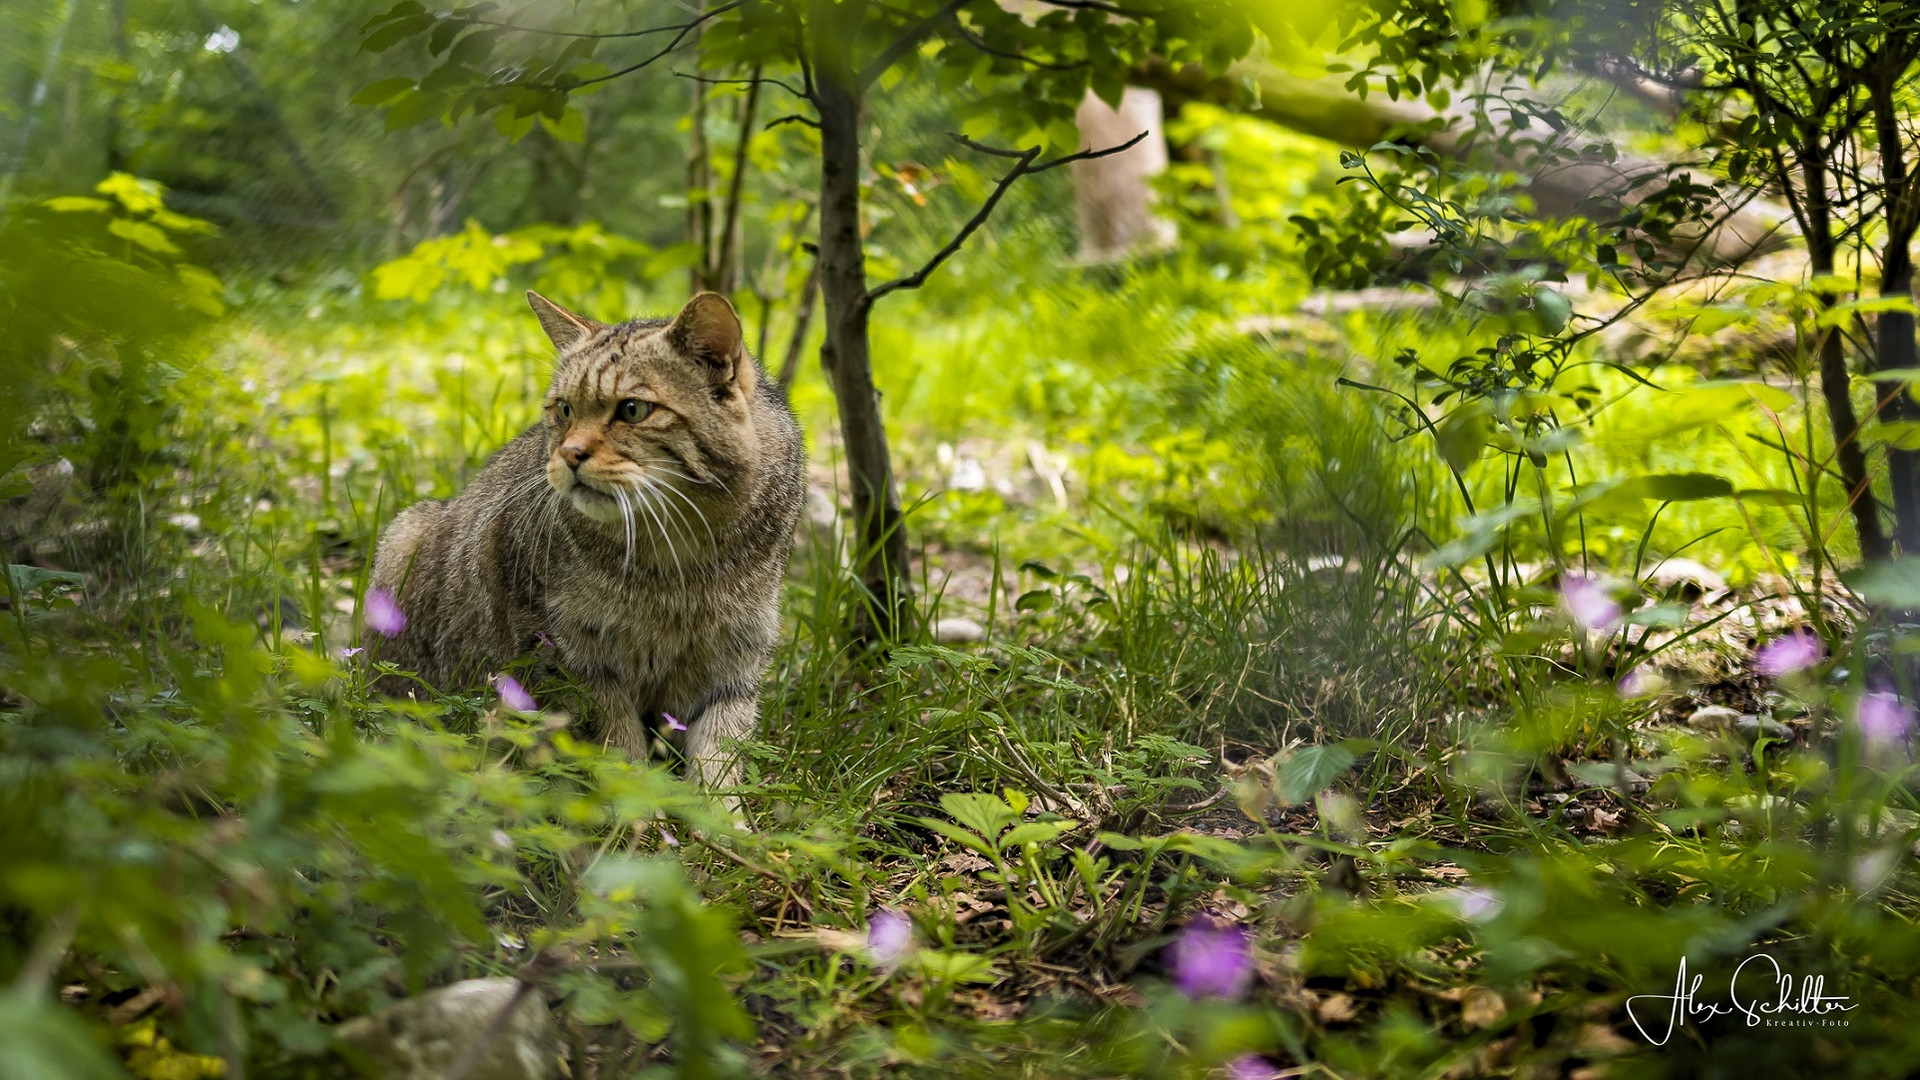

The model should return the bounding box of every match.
[560,445,589,470]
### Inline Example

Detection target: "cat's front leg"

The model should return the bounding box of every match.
[685,690,757,800]
[588,683,651,759]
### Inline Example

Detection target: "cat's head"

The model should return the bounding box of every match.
[529,291,765,544]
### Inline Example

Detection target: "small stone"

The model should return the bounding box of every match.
[335,978,559,1080]
[1686,706,1743,732]
[933,617,986,644]
[1734,715,1792,742]
[1644,557,1727,599]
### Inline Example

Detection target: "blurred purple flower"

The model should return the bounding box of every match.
[866,909,913,964]
[1226,1056,1281,1080]
[1168,918,1253,1000]
[1560,576,1620,632]
[660,828,680,848]
[1857,691,1914,743]
[364,587,406,638]
[495,674,537,712]
[1440,886,1503,923]
[663,712,687,732]
[1615,666,1658,698]
[535,631,555,649]
[1754,631,1822,677]
[335,646,363,659]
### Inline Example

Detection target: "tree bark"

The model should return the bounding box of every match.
[1070,87,1175,262]
[1871,59,1920,555]
[687,3,715,294]
[1801,147,1891,561]
[813,13,911,639]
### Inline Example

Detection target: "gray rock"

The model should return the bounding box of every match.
[336,977,559,1080]
[933,617,987,644]
[1645,557,1728,599]
[1734,715,1793,742]
[1685,705,1743,733]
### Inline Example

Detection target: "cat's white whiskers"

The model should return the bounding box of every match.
[613,487,636,574]
[628,484,686,593]
[647,474,717,552]
[641,478,700,560]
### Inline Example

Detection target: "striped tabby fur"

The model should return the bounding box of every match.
[369,291,805,794]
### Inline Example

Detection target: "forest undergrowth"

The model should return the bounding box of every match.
[8,185,1920,1080]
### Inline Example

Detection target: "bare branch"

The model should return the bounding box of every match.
[865,130,1150,306]
[521,0,751,91]
[857,0,972,89]
[953,26,1086,71]
[765,113,820,129]
[1030,0,1147,16]
[674,69,810,99]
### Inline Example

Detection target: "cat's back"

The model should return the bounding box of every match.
[369,427,551,684]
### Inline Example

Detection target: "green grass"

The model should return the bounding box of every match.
[9,213,1920,1079]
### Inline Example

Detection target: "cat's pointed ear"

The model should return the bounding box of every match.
[668,292,754,392]
[526,291,604,352]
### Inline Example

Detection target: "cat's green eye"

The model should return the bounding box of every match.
[555,400,572,420]
[617,398,653,423]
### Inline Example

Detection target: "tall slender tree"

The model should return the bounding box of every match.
[358,0,1257,638]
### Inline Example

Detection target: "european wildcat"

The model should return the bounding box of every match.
[369,291,805,793]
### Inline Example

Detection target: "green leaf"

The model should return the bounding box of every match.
[350,77,417,107]
[6,565,83,596]
[1014,589,1056,612]
[1000,821,1074,849]
[915,817,996,856]
[1842,558,1920,607]
[540,107,586,144]
[1868,421,1920,450]
[0,991,131,1080]
[107,218,180,255]
[362,13,434,52]
[1278,744,1357,803]
[1627,472,1735,501]
[941,792,1019,839]
[42,196,111,214]
[1529,287,1572,335]
[1434,400,1492,473]
[1818,294,1919,328]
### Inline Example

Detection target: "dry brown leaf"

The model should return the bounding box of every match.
[1590,807,1624,835]
[1316,992,1361,1024]
[814,928,866,953]
[1574,1023,1637,1056]
[939,852,992,874]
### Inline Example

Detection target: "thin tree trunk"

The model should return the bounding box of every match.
[814,16,911,639]
[714,69,763,294]
[779,255,819,392]
[687,3,715,294]
[1802,148,1891,561]
[1872,61,1920,555]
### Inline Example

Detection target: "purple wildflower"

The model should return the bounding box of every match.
[1167,918,1253,1000]
[1615,666,1659,698]
[663,712,687,732]
[1226,1056,1281,1080]
[1560,575,1621,632]
[1857,691,1914,744]
[866,909,913,965]
[1754,631,1822,677]
[1439,886,1503,923]
[495,674,537,712]
[364,587,406,638]
[660,828,680,848]
[335,646,364,659]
